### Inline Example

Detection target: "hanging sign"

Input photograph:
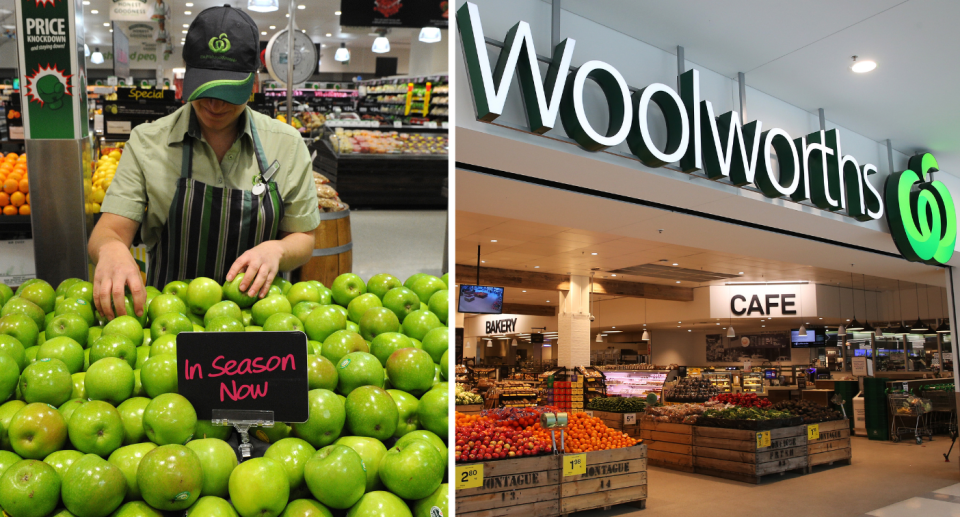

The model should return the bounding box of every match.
[340,1,448,29]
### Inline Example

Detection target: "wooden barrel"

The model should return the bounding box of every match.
[296,210,352,287]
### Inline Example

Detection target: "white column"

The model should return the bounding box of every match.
[557,275,591,368]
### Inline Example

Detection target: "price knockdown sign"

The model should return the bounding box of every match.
[177,332,310,422]
[808,424,820,441]
[756,431,771,448]
[564,454,587,476]
[623,413,637,425]
[456,464,483,489]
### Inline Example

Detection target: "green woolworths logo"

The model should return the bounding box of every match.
[884,153,956,265]
[209,33,231,53]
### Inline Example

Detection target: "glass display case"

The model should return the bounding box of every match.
[741,372,764,394]
[601,370,668,399]
[704,372,734,393]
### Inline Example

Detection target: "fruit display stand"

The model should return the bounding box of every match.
[593,411,642,439]
[805,419,852,472]
[692,424,809,484]
[639,420,694,472]
[294,209,352,288]
[456,455,563,517]
[559,444,648,514]
[458,404,484,414]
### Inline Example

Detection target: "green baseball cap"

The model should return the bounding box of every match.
[181,5,260,105]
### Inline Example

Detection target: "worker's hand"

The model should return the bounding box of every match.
[226,240,285,299]
[92,240,147,321]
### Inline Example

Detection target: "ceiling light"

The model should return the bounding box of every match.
[612,327,616,329]
[522,290,526,293]
[90,9,98,14]
[103,22,110,26]
[761,325,765,328]
[185,2,193,5]
[90,47,104,64]
[297,3,305,8]
[910,318,929,333]
[321,44,326,48]
[534,266,540,269]
[261,31,267,36]
[335,10,341,15]
[739,272,744,275]
[326,33,332,37]
[688,329,692,332]
[246,0,277,13]
[486,341,492,347]
[727,326,736,338]
[490,240,497,242]
[595,333,603,343]
[850,56,877,73]
[182,30,188,33]
[419,27,442,43]
[937,320,951,333]
[672,263,678,266]
[546,300,550,303]
[82,1,89,4]
[611,274,617,277]
[798,324,807,337]
[334,42,350,62]
[676,281,681,284]
[837,324,846,337]
[372,35,390,53]
[184,11,191,15]
[862,320,876,334]
[269,25,276,29]
[511,339,517,347]
[183,24,189,28]
[481,261,485,263]
[110,29,113,32]
[592,253,598,256]
[847,318,864,332]
[641,330,650,341]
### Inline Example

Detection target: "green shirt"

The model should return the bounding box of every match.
[101,103,321,250]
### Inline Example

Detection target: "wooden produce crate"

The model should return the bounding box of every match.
[693,425,808,484]
[592,411,641,438]
[640,420,694,472]
[806,419,852,472]
[560,444,647,515]
[456,455,561,517]
[457,404,484,415]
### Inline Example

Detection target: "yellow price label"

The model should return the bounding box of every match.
[808,424,819,441]
[455,464,483,490]
[756,431,771,448]
[563,454,587,476]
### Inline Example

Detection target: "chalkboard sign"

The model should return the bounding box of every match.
[530,333,544,344]
[177,332,310,423]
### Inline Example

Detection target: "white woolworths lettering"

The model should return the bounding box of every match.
[456,2,884,222]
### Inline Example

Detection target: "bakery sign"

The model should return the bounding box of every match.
[456,2,957,266]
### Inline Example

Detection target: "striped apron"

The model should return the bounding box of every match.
[146,114,283,288]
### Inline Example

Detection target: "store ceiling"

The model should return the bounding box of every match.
[555,0,960,184]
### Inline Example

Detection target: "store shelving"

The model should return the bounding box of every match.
[704,372,734,393]
[741,372,765,394]
[601,369,668,399]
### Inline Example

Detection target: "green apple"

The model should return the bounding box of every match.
[291,302,321,324]
[273,277,293,294]
[385,348,434,395]
[46,313,89,348]
[36,336,84,374]
[117,397,151,445]
[245,326,263,332]
[308,340,321,355]
[439,350,448,380]
[412,484,448,517]
[23,345,39,365]
[186,496,239,516]
[417,388,448,439]
[267,285,284,297]
[56,297,96,328]
[378,439,443,500]
[85,357,135,405]
[395,430,447,471]
[137,444,203,510]
[241,308,253,327]
[401,310,442,341]
[186,438,237,498]
[132,369,144,397]
[2,297,46,331]
[0,400,25,449]
[303,445,365,509]
[90,334,138,369]
[185,311,204,326]
[205,316,245,332]
[252,295,293,326]
[254,422,291,444]
[203,301,242,327]
[8,402,67,459]
[285,282,321,307]
[0,313,39,349]
[0,459,61,517]
[344,386,397,441]
[402,274,428,291]
[263,313,305,332]
[229,457,289,517]
[346,294,381,325]
[280,499,333,517]
[140,353,178,398]
[365,274,402,301]
[102,316,144,348]
[387,389,420,438]
[68,400,124,457]
[0,284,10,306]
[330,274,367,308]
[112,501,167,517]
[316,286,332,305]
[0,335,26,372]
[345,320,360,334]
[265,438,316,499]
[195,420,232,441]
[333,436,387,492]
[346,491,412,517]
[0,355,18,402]
[43,449,84,478]
[307,355,337,391]
[58,398,85,423]
[409,277,445,311]
[304,307,346,344]
[336,352,384,395]
[440,273,449,287]
[142,393,196,446]
[427,290,449,325]
[320,330,367,365]
[87,326,103,345]
[358,307,400,342]
[291,389,344,449]
[186,278,223,315]
[223,273,257,309]
[62,453,127,517]
[162,280,190,303]
[149,311,192,340]
[43,313,54,331]
[150,334,177,357]
[13,279,45,297]
[136,346,151,368]
[147,294,188,323]
[108,442,157,501]
[64,282,94,305]
[382,288,420,324]
[192,324,205,332]
[19,358,72,406]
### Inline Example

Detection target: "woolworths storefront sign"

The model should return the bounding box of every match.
[457,2,956,266]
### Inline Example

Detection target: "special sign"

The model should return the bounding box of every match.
[177,332,309,422]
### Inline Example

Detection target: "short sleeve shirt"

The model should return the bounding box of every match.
[101,103,322,250]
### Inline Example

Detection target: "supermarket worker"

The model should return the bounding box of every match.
[88,5,321,320]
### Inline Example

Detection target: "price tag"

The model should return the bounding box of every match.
[584,410,594,417]
[563,454,587,477]
[623,413,637,425]
[393,121,403,128]
[808,424,819,441]
[455,464,483,490]
[756,431,771,448]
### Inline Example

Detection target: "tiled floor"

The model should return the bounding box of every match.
[349,210,448,283]
[867,486,960,516]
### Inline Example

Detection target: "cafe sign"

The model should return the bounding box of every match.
[457,2,956,265]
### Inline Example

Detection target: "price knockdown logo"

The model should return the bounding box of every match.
[885,153,956,266]
[756,431,771,448]
[808,424,820,441]
[456,464,483,490]
[564,454,587,476]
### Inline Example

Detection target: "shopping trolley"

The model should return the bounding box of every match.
[888,394,934,444]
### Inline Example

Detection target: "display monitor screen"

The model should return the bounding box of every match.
[791,329,825,348]
[764,369,777,380]
[457,285,504,314]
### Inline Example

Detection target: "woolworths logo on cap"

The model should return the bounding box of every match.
[209,33,230,53]
[885,153,956,265]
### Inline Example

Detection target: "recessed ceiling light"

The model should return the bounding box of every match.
[612,327,616,329]
[490,239,497,242]
[261,31,267,35]
[676,281,681,283]
[103,22,110,26]
[762,325,766,327]
[183,24,189,28]
[672,263,678,266]
[522,290,526,293]
[481,260,485,263]
[297,3,305,8]
[185,2,193,5]
[109,29,113,32]
[688,329,692,332]
[335,10,341,15]
[90,9,98,13]
[819,318,823,320]
[611,274,616,277]
[534,266,540,269]
[321,44,326,47]
[184,11,191,15]
[739,272,744,275]
[285,13,289,17]
[591,253,598,255]
[326,33,332,37]
[546,300,550,303]
[677,326,681,328]
[850,56,877,73]
[82,1,90,4]
[270,25,276,29]
[678,321,682,324]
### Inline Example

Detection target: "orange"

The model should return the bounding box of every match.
[25,193,29,204]
[18,205,29,215]
[18,180,28,193]
[7,173,21,183]
[2,179,16,194]
[9,192,24,207]
[0,193,8,207]
[2,205,16,216]
[6,153,17,160]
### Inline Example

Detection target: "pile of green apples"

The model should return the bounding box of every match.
[0,271,451,517]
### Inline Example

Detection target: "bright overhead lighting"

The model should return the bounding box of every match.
[297,4,305,8]
[335,10,341,15]
[183,24,189,28]
[739,272,744,275]
[334,42,350,62]
[481,261,485,263]
[672,263,678,266]
[109,29,113,32]
[534,266,540,269]
[103,22,110,26]
[261,31,267,35]
[246,0,277,13]
[90,9,98,14]
[90,47,104,64]
[326,33,332,37]
[185,2,194,5]
[546,300,550,303]
[184,11,191,15]
[82,1,89,4]
[522,290,526,293]
[591,253,598,256]
[725,281,808,286]
[605,330,622,333]
[611,274,616,277]
[612,327,616,329]
[419,26,442,43]
[490,240,497,242]
[676,281,681,284]
[850,56,877,73]
[270,25,276,29]
[182,30,188,33]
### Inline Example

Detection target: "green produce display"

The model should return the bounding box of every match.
[0,274,450,517]
[455,383,482,405]
[771,400,843,423]
[701,407,792,420]
[586,396,646,413]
